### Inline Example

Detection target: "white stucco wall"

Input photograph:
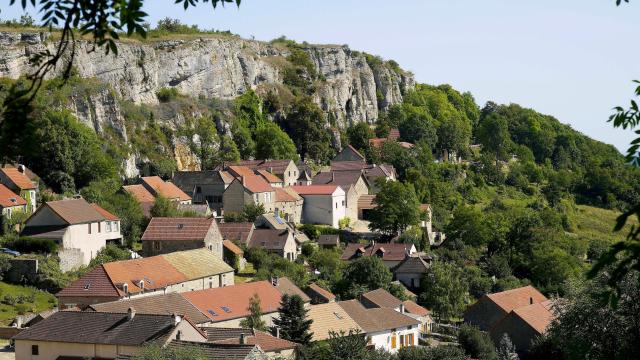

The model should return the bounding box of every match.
[367,326,420,353]
[299,189,346,228]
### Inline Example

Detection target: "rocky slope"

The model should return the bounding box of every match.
[0,31,414,127]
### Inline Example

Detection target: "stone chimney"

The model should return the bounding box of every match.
[240,333,247,344]
[241,176,245,186]
[399,303,405,314]
[17,164,25,174]
[275,327,280,338]
[127,307,136,320]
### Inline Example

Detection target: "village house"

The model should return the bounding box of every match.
[358,288,434,341]
[271,277,311,305]
[223,174,276,214]
[203,327,298,359]
[12,310,206,360]
[172,170,229,213]
[291,185,346,228]
[357,194,377,220]
[0,184,27,221]
[256,169,284,188]
[223,239,246,271]
[312,170,369,222]
[56,247,234,309]
[233,160,300,186]
[21,198,122,271]
[0,166,37,213]
[218,222,255,245]
[393,254,433,290]
[317,234,341,249]
[333,144,366,162]
[182,281,283,328]
[274,187,303,223]
[341,242,417,268]
[464,285,554,354]
[256,213,310,250]
[305,283,337,305]
[339,299,420,353]
[296,170,312,186]
[141,217,224,258]
[306,301,362,342]
[248,228,298,261]
[141,176,192,204]
[168,340,269,360]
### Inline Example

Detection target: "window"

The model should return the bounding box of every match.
[154,242,161,251]
[391,334,397,349]
[407,333,414,346]
[113,221,119,232]
[176,330,182,340]
[342,200,345,206]
[5,208,11,219]
[400,334,405,347]
[31,345,39,355]
[106,221,112,232]
[335,203,338,209]
[88,223,92,234]
[98,222,101,233]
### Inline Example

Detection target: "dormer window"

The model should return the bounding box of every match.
[122,283,128,294]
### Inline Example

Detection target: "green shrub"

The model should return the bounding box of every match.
[2,237,58,254]
[156,87,179,102]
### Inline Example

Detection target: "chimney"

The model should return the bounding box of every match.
[17,164,25,174]
[275,327,280,338]
[331,172,335,183]
[241,176,245,186]
[399,303,405,314]
[127,307,136,320]
[240,333,247,344]
[173,313,182,326]
[272,277,279,286]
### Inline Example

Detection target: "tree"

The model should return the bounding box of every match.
[368,179,421,236]
[419,262,467,320]
[181,116,220,170]
[436,115,471,159]
[347,122,374,152]
[476,113,511,162]
[444,206,491,248]
[273,294,313,344]
[239,293,267,331]
[397,346,466,360]
[242,203,265,222]
[132,344,207,360]
[496,334,519,360]
[327,330,368,360]
[255,122,299,161]
[150,196,179,218]
[284,96,333,163]
[458,324,497,360]
[337,256,392,299]
[398,108,437,146]
[218,135,241,164]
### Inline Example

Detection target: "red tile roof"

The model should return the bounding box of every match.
[228,166,257,179]
[290,185,340,196]
[141,217,215,242]
[508,299,555,334]
[141,176,191,201]
[486,286,548,313]
[209,328,298,352]
[223,240,244,255]
[182,281,282,322]
[235,160,294,174]
[238,175,273,193]
[368,138,387,149]
[274,187,299,202]
[103,256,188,294]
[56,265,122,298]
[357,195,377,210]
[341,243,413,262]
[402,300,430,317]
[218,222,255,244]
[90,203,119,221]
[45,199,106,224]
[256,169,282,184]
[0,184,26,207]
[388,128,401,140]
[306,283,336,302]
[122,184,156,203]
[0,167,36,190]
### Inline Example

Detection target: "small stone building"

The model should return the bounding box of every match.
[141,217,223,257]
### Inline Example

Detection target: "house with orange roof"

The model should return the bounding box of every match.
[223,175,276,214]
[233,159,300,186]
[256,169,284,188]
[0,166,37,213]
[489,299,556,353]
[122,176,192,217]
[0,184,27,221]
[21,199,122,271]
[291,185,346,228]
[56,247,233,309]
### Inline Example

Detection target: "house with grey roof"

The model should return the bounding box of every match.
[393,254,433,290]
[168,340,269,360]
[172,170,229,213]
[12,310,207,360]
[248,229,298,261]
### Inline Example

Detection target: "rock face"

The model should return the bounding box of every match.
[0,31,414,127]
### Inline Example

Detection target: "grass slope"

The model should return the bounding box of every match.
[0,282,56,325]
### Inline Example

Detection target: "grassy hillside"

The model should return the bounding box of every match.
[0,282,56,325]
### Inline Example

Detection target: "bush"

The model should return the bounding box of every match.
[458,324,497,360]
[2,237,58,254]
[156,87,179,102]
[338,217,351,229]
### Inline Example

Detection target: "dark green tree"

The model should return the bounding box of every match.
[337,256,392,299]
[255,122,299,161]
[284,96,333,163]
[458,324,497,360]
[239,293,267,331]
[347,122,374,152]
[368,179,421,236]
[419,262,467,320]
[476,113,511,162]
[149,195,179,218]
[242,203,265,222]
[273,294,313,344]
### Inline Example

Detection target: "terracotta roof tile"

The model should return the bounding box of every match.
[238,175,274,193]
[274,277,311,303]
[256,169,283,184]
[306,283,336,302]
[122,184,156,203]
[223,240,244,255]
[208,328,298,352]
[341,243,413,262]
[0,184,26,207]
[103,256,188,294]
[402,300,430,317]
[56,265,121,298]
[218,222,254,244]
[141,217,215,242]
[141,176,191,201]
[235,160,294,174]
[307,302,362,341]
[509,299,555,334]
[182,281,282,322]
[168,340,259,360]
[486,285,548,313]
[44,198,106,224]
[90,293,210,324]
[162,248,233,279]
[274,187,299,202]
[218,171,235,184]
[290,185,341,196]
[0,167,36,190]
[361,288,403,309]
[338,300,420,333]
[388,129,401,140]
[90,203,119,221]
[228,166,257,179]
[12,312,186,346]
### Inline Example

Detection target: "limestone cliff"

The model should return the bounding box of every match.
[0,31,414,127]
